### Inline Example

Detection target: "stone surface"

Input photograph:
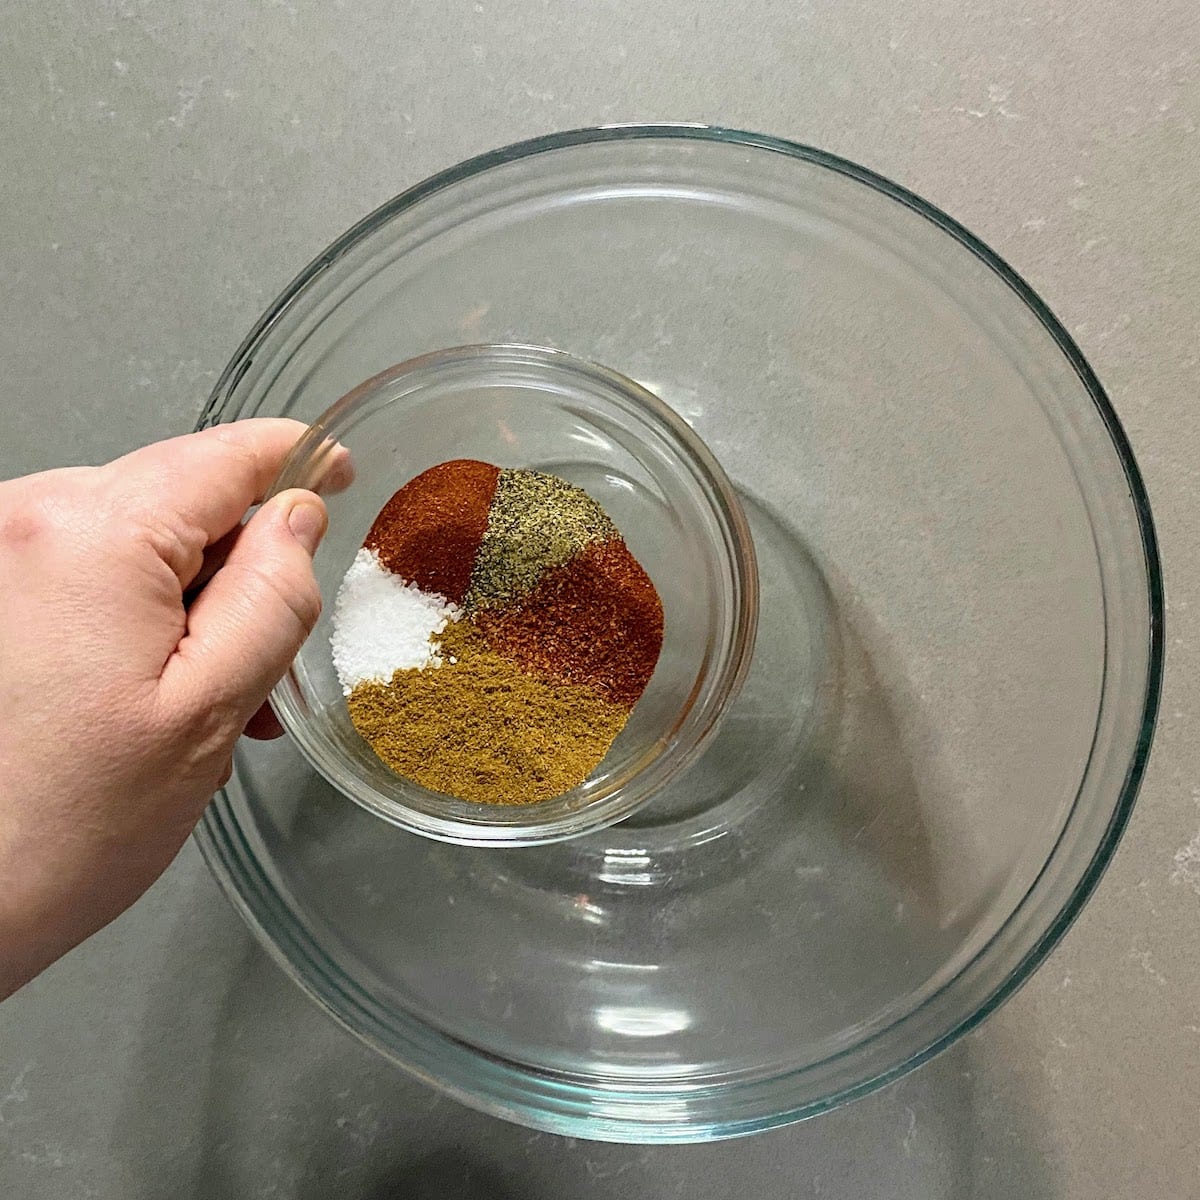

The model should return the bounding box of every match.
[1,1,1197,1196]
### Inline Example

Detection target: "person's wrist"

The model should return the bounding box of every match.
[0,882,42,1001]
[0,814,64,999]
[0,914,36,1000]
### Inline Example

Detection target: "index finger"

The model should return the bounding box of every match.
[114,418,353,532]
[107,419,351,584]
[113,418,307,532]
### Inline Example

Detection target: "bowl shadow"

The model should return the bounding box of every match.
[108,890,1059,1198]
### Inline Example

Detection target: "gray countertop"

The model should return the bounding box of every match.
[1,2,1197,1196]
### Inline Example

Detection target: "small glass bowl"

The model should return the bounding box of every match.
[267,343,758,845]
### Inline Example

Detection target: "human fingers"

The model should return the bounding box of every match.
[183,440,352,598]
[159,489,327,725]
[105,420,313,587]
[184,524,242,599]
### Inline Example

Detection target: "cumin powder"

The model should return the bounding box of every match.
[346,623,630,804]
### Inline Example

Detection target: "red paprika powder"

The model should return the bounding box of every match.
[364,458,499,604]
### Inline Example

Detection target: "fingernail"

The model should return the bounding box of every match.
[288,500,327,554]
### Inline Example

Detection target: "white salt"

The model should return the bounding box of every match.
[330,547,460,695]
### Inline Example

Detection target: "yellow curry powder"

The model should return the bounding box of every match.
[346,623,630,804]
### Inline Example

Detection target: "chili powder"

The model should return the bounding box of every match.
[472,538,663,707]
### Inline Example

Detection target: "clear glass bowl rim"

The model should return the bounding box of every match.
[194,123,1166,1141]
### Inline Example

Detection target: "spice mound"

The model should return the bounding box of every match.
[330,460,664,805]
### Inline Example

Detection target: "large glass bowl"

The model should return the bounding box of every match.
[194,125,1163,1142]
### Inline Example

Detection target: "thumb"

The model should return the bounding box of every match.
[163,489,328,723]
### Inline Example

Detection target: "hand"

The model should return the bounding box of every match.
[0,419,340,998]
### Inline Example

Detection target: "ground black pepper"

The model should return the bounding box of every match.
[465,468,616,610]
